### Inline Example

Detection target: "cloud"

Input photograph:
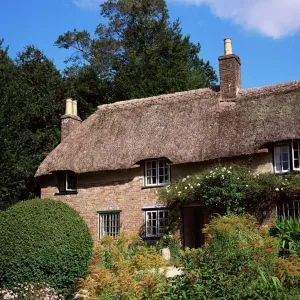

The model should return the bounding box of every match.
[72,0,300,38]
[72,0,104,9]
[171,0,300,38]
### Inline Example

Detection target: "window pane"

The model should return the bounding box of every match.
[282,153,289,162]
[295,160,299,169]
[152,161,156,168]
[282,162,289,171]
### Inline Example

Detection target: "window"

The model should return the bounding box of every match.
[274,143,290,173]
[277,200,300,218]
[145,209,168,238]
[145,159,170,186]
[58,171,77,193]
[273,141,300,174]
[98,211,121,239]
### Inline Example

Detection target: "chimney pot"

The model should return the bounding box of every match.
[224,38,232,55]
[65,98,73,115]
[72,100,78,116]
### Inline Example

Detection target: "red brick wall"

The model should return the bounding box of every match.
[40,152,274,240]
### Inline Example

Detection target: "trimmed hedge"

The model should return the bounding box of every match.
[0,198,93,296]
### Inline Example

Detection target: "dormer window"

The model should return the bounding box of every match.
[144,159,171,186]
[274,141,300,173]
[58,171,77,193]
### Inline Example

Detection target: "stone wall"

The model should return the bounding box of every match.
[40,152,273,240]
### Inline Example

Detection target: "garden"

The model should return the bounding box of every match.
[0,165,300,299]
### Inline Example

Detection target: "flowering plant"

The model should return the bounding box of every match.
[0,283,64,300]
[159,164,300,216]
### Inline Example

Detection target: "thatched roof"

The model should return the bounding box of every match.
[35,80,300,177]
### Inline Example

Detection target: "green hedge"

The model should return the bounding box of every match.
[0,198,93,296]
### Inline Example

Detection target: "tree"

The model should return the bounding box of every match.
[0,42,65,209]
[55,0,217,115]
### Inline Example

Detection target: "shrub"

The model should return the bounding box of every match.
[159,164,300,217]
[76,233,167,299]
[162,215,300,299]
[0,198,93,297]
[270,217,300,257]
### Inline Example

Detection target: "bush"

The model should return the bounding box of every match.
[270,217,300,257]
[162,215,300,299]
[159,164,300,216]
[76,233,167,299]
[0,198,93,297]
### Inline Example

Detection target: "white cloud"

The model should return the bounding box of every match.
[171,0,300,38]
[72,0,300,38]
[72,0,104,9]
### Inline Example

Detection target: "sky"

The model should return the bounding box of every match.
[1,0,300,89]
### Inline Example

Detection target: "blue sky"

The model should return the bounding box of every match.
[1,0,300,89]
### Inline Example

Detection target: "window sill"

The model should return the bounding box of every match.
[142,184,169,190]
[55,191,78,195]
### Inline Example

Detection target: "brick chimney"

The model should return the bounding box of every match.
[61,98,82,141]
[218,38,241,101]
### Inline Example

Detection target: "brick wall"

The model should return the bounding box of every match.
[40,152,274,241]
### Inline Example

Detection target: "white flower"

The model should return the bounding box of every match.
[246,185,248,187]
[175,186,178,189]
[227,170,231,174]
[221,175,224,179]
[187,175,190,178]
[281,187,284,191]
[185,186,187,190]
[237,177,240,180]
[182,178,186,182]
[275,188,279,191]
[190,186,193,189]
[197,183,200,186]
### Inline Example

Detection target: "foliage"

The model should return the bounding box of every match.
[159,164,300,217]
[0,198,93,297]
[162,215,300,299]
[0,283,64,300]
[76,233,167,299]
[0,41,65,209]
[270,217,300,257]
[55,0,217,117]
[276,254,300,286]
[155,233,182,266]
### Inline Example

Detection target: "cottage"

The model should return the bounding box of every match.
[36,39,300,248]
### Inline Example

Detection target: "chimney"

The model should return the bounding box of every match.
[218,38,241,100]
[61,98,82,141]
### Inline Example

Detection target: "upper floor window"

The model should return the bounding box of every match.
[274,141,300,173]
[58,171,77,193]
[144,159,171,186]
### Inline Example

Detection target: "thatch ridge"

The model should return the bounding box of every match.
[35,80,300,177]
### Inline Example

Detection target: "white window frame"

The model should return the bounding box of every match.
[66,171,77,192]
[277,200,300,218]
[292,141,300,171]
[144,159,171,187]
[145,209,168,238]
[274,143,290,174]
[98,210,121,239]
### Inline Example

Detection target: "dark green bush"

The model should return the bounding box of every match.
[0,198,93,296]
